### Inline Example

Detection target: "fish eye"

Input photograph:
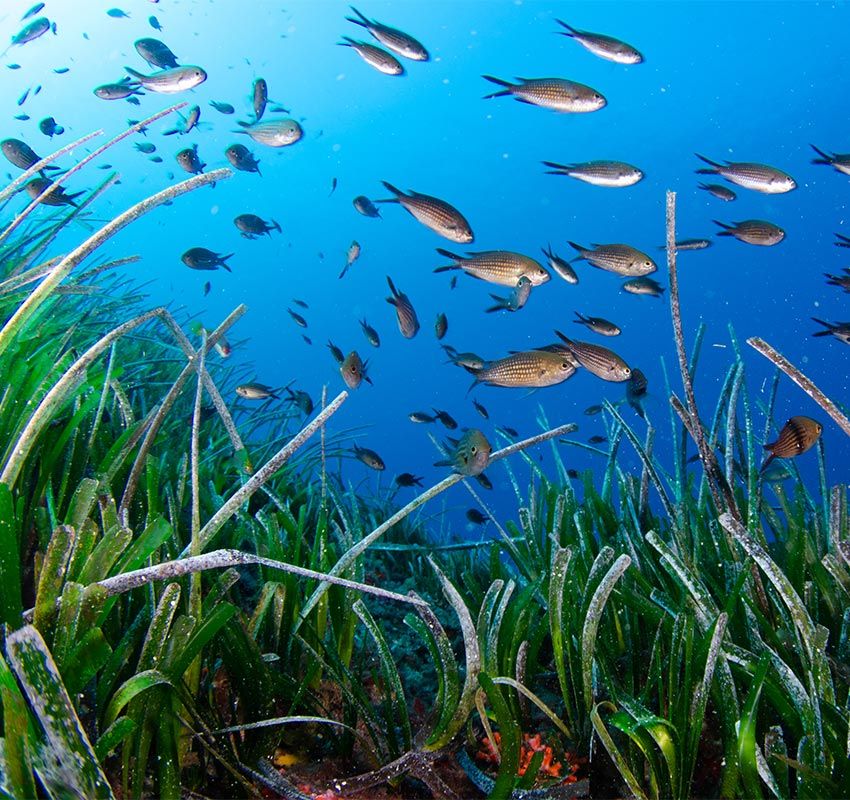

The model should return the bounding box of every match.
[645,261,652,266]
[470,446,477,454]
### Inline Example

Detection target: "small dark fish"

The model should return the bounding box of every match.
[302,335,313,346]
[285,388,314,416]
[435,312,448,340]
[584,404,603,416]
[409,411,436,423]
[329,177,338,196]
[52,67,69,74]
[149,15,162,31]
[823,268,850,293]
[810,144,850,177]
[135,37,179,69]
[714,219,784,246]
[449,276,458,290]
[626,368,649,420]
[353,195,381,218]
[135,142,157,154]
[7,64,22,70]
[396,473,423,488]
[433,409,458,430]
[486,276,532,313]
[182,247,232,272]
[473,400,489,419]
[176,105,201,135]
[568,241,656,277]
[13,114,30,121]
[253,77,268,120]
[566,469,579,479]
[482,75,605,113]
[542,159,643,187]
[661,238,713,251]
[475,472,493,490]
[23,178,83,207]
[338,37,404,76]
[94,81,143,101]
[148,155,163,163]
[811,318,850,345]
[33,84,42,96]
[234,213,280,238]
[555,20,643,64]
[434,429,492,476]
[834,233,850,249]
[97,164,113,169]
[126,97,141,106]
[500,427,519,438]
[293,299,309,309]
[353,444,385,471]
[288,308,308,328]
[761,416,822,472]
[341,350,371,389]
[17,88,30,107]
[225,143,261,175]
[346,6,429,61]
[22,3,45,21]
[339,240,361,279]
[574,311,620,337]
[11,17,51,46]
[588,435,608,445]
[698,182,736,202]
[210,100,235,115]
[466,509,488,525]
[328,340,345,364]
[107,8,131,18]
[554,333,631,382]
[377,182,473,242]
[695,153,796,194]
[542,245,579,284]
[386,275,420,338]
[622,277,665,297]
[359,319,380,347]
[176,144,205,175]
[236,383,278,400]
[203,281,211,296]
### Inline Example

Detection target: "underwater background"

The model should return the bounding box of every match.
[2,0,849,528]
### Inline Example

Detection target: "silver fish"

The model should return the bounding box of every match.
[353,444,385,471]
[542,244,579,284]
[236,119,302,147]
[470,350,578,388]
[811,144,850,177]
[622,277,665,297]
[253,77,268,120]
[811,318,850,345]
[339,37,404,75]
[714,219,784,246]
[435,248,549,287]
[378,182,473,242]
[236,383,278,400]
[695,153,796,194]
[94,80,143,100]
[486,276,532,313]
[346,6,429,61]
[386,276,419,338]
[543,159,643,187]
[824,268,850,293]
[555,20,643,64]
[339,241,361,279]
[124,65,207,93]
[554,333,631,382]
[568,241,656,277]
[574,311,620,336]
[698,182,736,202]
[483,76,605,113]
[434,429,492,476]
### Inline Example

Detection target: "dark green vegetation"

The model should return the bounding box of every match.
[0,132,847,800]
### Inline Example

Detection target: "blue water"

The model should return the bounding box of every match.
[2,1,848,533]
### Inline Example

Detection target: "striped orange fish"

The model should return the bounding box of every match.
[386,276,420,338]
[762,416,822,472]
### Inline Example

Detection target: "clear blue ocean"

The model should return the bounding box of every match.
[3,0,848,535]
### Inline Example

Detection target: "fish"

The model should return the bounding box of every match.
[203,281,211,296]
[181,248,233,272]
[377,182,473,242]
[339,240,361,279]
[555,20,643,64]
[17,89,30,107]
[287,308,308,328]
[434,429,492,476]
[359,319,380,347]
[483,76,606,113]
[835,233,850,249]
[353,444,385,471]
[698,182,736,202]
[434,312,448,340]
[293,299,309,309]
[329,177,338,196]
[435,249,549,287]
[713,219,784,246]
[584,404,603,416]
[566,469,579,479]
[1,138,60,172]
[213,335,232,358]
[824,269,850,293]
[588,435,608,445]
[626,368,649,419]
[7,64,22,70]
[396,472,423,487]
[475,472,493,490]
[53,67,69,74]
[106,8,131,18]
[761,416,822,472]
[225,143,261,175]
[346,7,429,61]
[554,333,631,382]
[811,318,850,345]
[35,109,65,140]
[327,340,345,364]
[253,78,268,120]
[409,411,436,423]
[234,214,280,238]
[22,3,45,20]
[285,388,314,415]
[473,400,489,419]
[541,244,579,285]
[442,345,486,370]
[94,80,144,101]
[810,144,850,176]
[149,155,163,163]
[466,509,488,525]
[542,159,643,187]
[486,276,532,312]
[338,37,404,76]
[761,463,793,482]
[235,119,302,147]
[135,142,157,154]
[661,238,713,251]
[149,15,162,31]
[470,350,578,389]
[135,37,179,69]
[621,277,665,297]
[500,427,519,438]
[12,114,29,121]
[236,383,279,400]
[694,153,796,194]
[574,311,621,337]
[433,409,458,430]
[568,241,656,277]
[353,195,381,218]
[23,178,83,207]
[341,350,371,389]
[176,144,205,175]
[124,65,207,94]
[10,17,51,47]
[386,276,420,338]
[165,104,201,135]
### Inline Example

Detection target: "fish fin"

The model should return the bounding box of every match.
[338,264,348,279]
[694,152,721,168]
[759,452,776,473]
[810,318,835,336]
[124,66,145,79]
[435,247,464,261]
[574,311,587,323]
[481,74,512,98]
[433,265,460,274]
[346,6,370,25]
[272,219,281,232]
[554,329,572,347]
[566,241,586,254]
[374,181,402,203]
[541,160,570,172]
[485,296,507,313]
[386,275,398,298]
[337,36,357,47]
[554,19,577,35]
[482,74,512,87]
[433,459,451,468]
[712,219,733,232]
[809,144,832,164]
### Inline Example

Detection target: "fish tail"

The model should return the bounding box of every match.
[435,247,464,261]
[338,264,349,279]
[346,6,370,25]
[374,181,402,203]
[712,220,733,233]
[337,36,357,47]
[554,329,573,347]
[485,295,507,313]
[566,241,586,258]
[810,317,835,336]
[835,232,850,246]
[482,75,513,98]
[124,66,144,79]
[573,311,587,324]
[694,152,721,169]
[759,452,776,474]
[220,253,234,272]
[810,144,832,164]
[271,219,281,232]
[555,19,577,35]
[385,274,399,300]
[542,160,570,174]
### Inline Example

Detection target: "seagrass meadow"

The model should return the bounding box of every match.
[0,122,849,800]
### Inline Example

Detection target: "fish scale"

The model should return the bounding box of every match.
[472,350,577,388]
[436,249,550,287]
